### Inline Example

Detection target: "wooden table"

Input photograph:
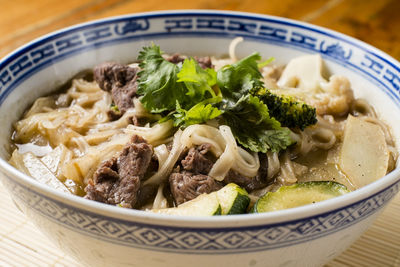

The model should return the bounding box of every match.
[0,0,399,266]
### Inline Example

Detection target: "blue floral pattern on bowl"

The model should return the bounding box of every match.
[1,13,399,105]
[2,172,399,254]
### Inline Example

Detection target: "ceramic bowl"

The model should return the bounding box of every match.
[0,10,399,267]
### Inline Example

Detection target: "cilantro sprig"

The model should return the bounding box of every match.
[136,44,316,153]
[137,45,186,113]
[177,58,218,101]
[221,94,293,153]
[174,101,222,128]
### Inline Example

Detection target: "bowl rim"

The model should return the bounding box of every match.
[0,9,399,228]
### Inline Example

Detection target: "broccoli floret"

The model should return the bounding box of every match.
[257,89,317,130]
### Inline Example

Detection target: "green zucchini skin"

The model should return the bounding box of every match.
[253,181,350,213]
[152,183,250,216]
[217,183,250,215]
[152,193,222,216]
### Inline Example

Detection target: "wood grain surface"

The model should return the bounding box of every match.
[0,0,399,266]
[0,0,399,60]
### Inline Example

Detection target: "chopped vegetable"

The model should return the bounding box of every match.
[253,181,350,213]
[216,183,250,215]
[177,57,218,101]
[276,54,354,116]
[151,183,250,216]
[137,45,187,113]
[137,45,317,153]
[110,103,121,115]
[137,44,221,126]
[152,191,222,216]
[217,52,264,99]
[221,94,293,153]
[215,50,314,151]
[277,54,326,91]
[339,115,389,188]
[256,89,317,130]
[9,151,71,194]
[173,101,222,128]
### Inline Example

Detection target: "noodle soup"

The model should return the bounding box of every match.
[9,40,398,215]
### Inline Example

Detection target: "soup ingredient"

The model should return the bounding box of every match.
[168,143,270,205]
[176,58,218,103]
[136,45,317,153]
[84,135,153,208]
[276,54,354,116]
[138,46,223,128]
[173,102,222,128]
[216,52,265,99]
[221,94,293,153]
[163,53,213,69]
[138,45,206,113]
[256,90,317,130]
[224,152,270,192]
[9,150,71,194]
[170,171,223,205]
[94,62,139,114]
[216,53,294,152]
[152,183,250,216]
[252,181,350,213]
[12,42,395,214]
[169,144,223,205]
[40,144,72,176]
[277,54,326,91]
[217,183,250,215]
[153,192,222,216]
[339,115,390,188]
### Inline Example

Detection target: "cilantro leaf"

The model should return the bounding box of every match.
[137,45,220,113]
[174,101,222,128]
[221,94,294,153]
[137,45,223,126]
[257,57,275,68]
[217,52,264,99]
[137,45,186,113]
[177,58,217,103]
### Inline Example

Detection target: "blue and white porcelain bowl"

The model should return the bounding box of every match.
[0,10,399,267]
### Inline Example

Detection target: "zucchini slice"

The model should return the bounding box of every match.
[152,192,222,216]
[217,183,250,215]
[253,181,350,213]
[151,183,250,216]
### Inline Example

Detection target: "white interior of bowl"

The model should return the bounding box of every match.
[0,10,399,227]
